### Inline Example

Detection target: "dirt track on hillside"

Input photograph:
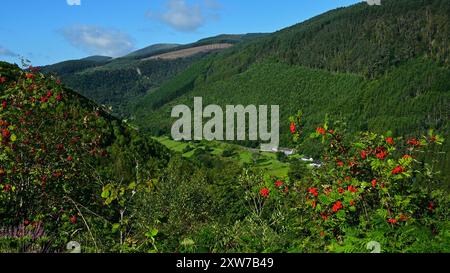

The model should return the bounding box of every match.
[142,43,233,61]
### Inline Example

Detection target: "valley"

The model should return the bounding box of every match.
[2,0,450,254]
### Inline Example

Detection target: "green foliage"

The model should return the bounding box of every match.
[129,0,450,183]
[0,62,170,252]
[289,113,450,252]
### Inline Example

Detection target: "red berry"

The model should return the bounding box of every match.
[388,218,397,224]
[260,188,270,198]
[275,180,284,188]
[3,184,12,192]
[316,127,326,135]
[2,129,10,138]
[69,215,77,224]
[290,122,296,134]
[371,179,377,189]
[386,137,394,145]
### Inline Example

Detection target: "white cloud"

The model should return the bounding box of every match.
[203,0,221,9]
[67,0,81,6]
[149,0,221,32]
[0,46,17,57]
[60,25,135,57]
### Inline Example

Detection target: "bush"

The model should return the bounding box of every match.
[288,112,450,252]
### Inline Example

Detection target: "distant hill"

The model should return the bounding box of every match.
[40,33,263,117]
[80,55,113,62]
[124,43,180,59]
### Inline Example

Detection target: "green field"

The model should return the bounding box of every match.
[153,136,297,177]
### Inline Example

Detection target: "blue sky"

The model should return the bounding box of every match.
[0,0,362,66]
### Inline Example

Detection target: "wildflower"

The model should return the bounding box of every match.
[56,93,63,101]
[428,202,435,212]
[1,100,6,109]
[338,187,345,194]
[47,90,53,98]
[26,73,34,79]
[67,156,73,162]
[260,188,270,198]
[312,200,317,209]
[337,161,344,167]
[0,77,6,84]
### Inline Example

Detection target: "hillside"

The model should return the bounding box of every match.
[40,33,266,117]
[124,43,180,59]
[0,61,172,252]
[2,61,449,254]
[130,0,450,182]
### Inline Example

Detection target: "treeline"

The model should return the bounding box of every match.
[42,54,208,117]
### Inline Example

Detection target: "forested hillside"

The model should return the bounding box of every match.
[130,0,450,182]
[41,34,266,117]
